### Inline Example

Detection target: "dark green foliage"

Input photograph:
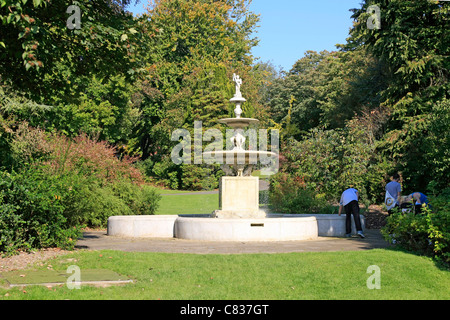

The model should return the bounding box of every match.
[269,172,334,214]
[347,0,449,192]
[180,164,223,191]
[270,0,449,216]
[382,190,450,264]
[0,168,82,255]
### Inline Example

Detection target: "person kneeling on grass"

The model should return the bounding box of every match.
[338,187,365,238]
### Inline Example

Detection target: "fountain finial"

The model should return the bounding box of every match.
[231,73,246,118]
[232,73,242,98]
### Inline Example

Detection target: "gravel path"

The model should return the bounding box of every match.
[0,248,72,272]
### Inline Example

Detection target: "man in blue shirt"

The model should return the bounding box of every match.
[338,187,365,238]
[406,192,429,214]
[385,173,402,215]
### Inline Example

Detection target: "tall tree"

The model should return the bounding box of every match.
[267,48,386,139]
[347,0,449,191]
[135,0,262,159]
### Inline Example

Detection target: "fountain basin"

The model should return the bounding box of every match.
[218,118,259,129]
[268,214,366,237]
[107,215,319,241]
[203,150,277,164]
[108,215,178,239]
[107,214,364,239]
[174,217,318,242]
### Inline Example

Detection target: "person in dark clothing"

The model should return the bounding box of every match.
[338,188,365,238]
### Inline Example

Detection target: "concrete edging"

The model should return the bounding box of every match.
[107,214,364,240]
[268,214,366,237]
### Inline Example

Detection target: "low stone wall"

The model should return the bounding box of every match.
[267,214,366,237]
[107,215,178,238]
[107,214,365,239]
[174,216,318,242]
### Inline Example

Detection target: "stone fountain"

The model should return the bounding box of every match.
[108,74,323,242]
[172,74,318,241]
[202,73,276,220]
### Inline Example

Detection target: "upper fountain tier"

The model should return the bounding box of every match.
[218,117,259,129]
[220,74,260,129]
[201,74,277,177]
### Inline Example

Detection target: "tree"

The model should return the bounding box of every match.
[1,0,151,149]
[134,0,262,162]
[267,48,386,139]
[347,0,449,192]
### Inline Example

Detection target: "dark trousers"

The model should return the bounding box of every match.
[344,200,363,234]
[388,204,399,216]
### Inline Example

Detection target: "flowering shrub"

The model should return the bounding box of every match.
[0,124,161,254]
[10,122,145,185]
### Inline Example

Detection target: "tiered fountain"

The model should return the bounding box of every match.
[108,74,321,242]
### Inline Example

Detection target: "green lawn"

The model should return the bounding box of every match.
[155,192,219,215]
[154,189,270,216]
[1,249,448,300]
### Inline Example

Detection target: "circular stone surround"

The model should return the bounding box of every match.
[108,215,178,239]
[174,217,318,242]
[107,215,319,242]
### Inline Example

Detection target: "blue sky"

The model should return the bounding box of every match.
[128,0,364,71]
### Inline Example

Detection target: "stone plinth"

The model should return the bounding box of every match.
[212,176,266,219]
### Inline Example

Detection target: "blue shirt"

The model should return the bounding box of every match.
[386,181,402,202]
[340,188,359,206]
[411,192,428,205]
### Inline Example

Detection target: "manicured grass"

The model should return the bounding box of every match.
[1,249,448,300]
[156,193,219,215]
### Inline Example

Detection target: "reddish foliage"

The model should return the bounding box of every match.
[43,132,145,185]
[13,123,145,185]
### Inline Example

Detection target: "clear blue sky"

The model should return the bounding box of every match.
[128,0,364,71]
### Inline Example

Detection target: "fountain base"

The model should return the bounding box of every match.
[174,216,318,242]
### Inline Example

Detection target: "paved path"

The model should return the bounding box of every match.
[76,229,389,255]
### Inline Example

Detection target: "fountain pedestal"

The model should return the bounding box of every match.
[213,176,266,219]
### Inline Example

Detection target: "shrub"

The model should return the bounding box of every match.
[10,123,145,185]
[0,168,82,255]
[181,164,219,191]
[1,126,162,254]
[382,191,449,264]
[269,172,330,213]
[111,181,161,216]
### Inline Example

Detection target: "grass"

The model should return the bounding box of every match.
[154,188,269,216]
[1,249,448,300]
[155,193,219,215]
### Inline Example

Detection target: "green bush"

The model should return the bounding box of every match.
[59,179,161,229]
[181,164,220,191]
[0,169,81,255]
[112,181,161,216]
[382,191,449,264]
[0,126,163,254]
[269,172,331,214]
